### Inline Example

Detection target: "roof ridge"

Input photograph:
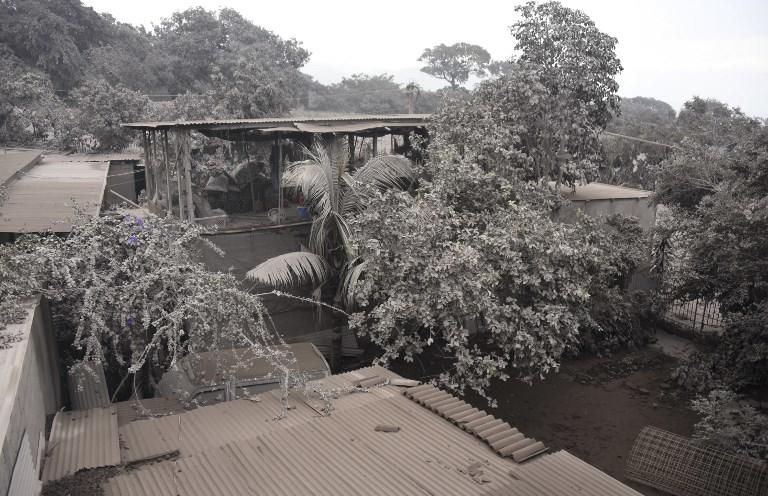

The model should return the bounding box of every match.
[403,384,548,463]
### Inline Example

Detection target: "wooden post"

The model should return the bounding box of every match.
[372,135,378,157]
[174,131,185,220]
[182,131,194,221]
[141,131,148,201]
[163,131,172,217]
[142,131,154,207]
[276,132,282,224]
[347,134,355,164]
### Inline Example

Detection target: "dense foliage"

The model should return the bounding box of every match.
[0,2,313,148]
[431,1,622,186]
[347,149,645,399]
[0,212,291,395]
[652,103,767,453]
[601,97,678,188]
[691,389,768,462]
[309,74,407,114]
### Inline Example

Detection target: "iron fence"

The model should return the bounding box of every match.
[662,296,726,334]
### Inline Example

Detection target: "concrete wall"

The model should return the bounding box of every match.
[556,197,657,230]
[0,297,62,496]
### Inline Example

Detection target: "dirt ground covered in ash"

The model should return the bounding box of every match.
[395,344,699,496]
[481,349,697,495]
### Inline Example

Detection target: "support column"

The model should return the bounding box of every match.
[372,135,378,157]
[151,130,160,205]
[163,131,172,217]
[181,130,194,221]
[276,132,283,225]
[174,131,185,221]
[142,131,155,208]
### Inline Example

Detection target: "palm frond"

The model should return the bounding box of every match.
[340,258,367,310]
[245,252,331,289]
[283,160,331,216]
[309,210,351,260]
[352,155,415,190]
[345,155,415,213]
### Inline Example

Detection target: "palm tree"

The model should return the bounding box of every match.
[245,138,414,301]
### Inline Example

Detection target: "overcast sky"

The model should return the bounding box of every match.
[83,0,768,117]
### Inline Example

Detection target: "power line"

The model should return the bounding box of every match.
[601,131,681,150]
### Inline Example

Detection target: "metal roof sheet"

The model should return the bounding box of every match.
[54,152,142,163]
[114,397,186,427]
[0,158,108,233]
[0,149,42,186]
[122,114,431,131]
[404,384,547,462]
[105,366,641,496]
[41,406,120,481]
[293,121,426,134]
[560,182,653,201]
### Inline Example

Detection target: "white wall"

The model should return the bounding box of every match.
[0,298,61,496]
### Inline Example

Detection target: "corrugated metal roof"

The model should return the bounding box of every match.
[122,114,430,131]
[41,406,120,481]
[55,152,142,163]
[0,157,108,233]
[404,384,547,462]
[105,366,641,496]
[560,182,653,201]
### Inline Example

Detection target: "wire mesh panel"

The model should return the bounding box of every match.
[626,426,768,496]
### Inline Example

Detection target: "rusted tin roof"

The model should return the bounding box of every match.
[0,156,108,233]
[41,406,120,481]
[122,114,430,131]
[105,366,642,496]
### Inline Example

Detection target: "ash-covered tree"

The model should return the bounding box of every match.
[601,96,678,188]
[432,1,622,186]
[154,7,310,116]
[85,18,164,94]
[309,74,406,114]
[419,43,491,90]
[346,151,644,400]
[69,79,150,150]
[656,122,768,394]
[0,0,113,90]
[345,1,644,399]
[0,212,294,398]
[0,46,60,143]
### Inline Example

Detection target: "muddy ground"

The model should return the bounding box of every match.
[395,344,699,495]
